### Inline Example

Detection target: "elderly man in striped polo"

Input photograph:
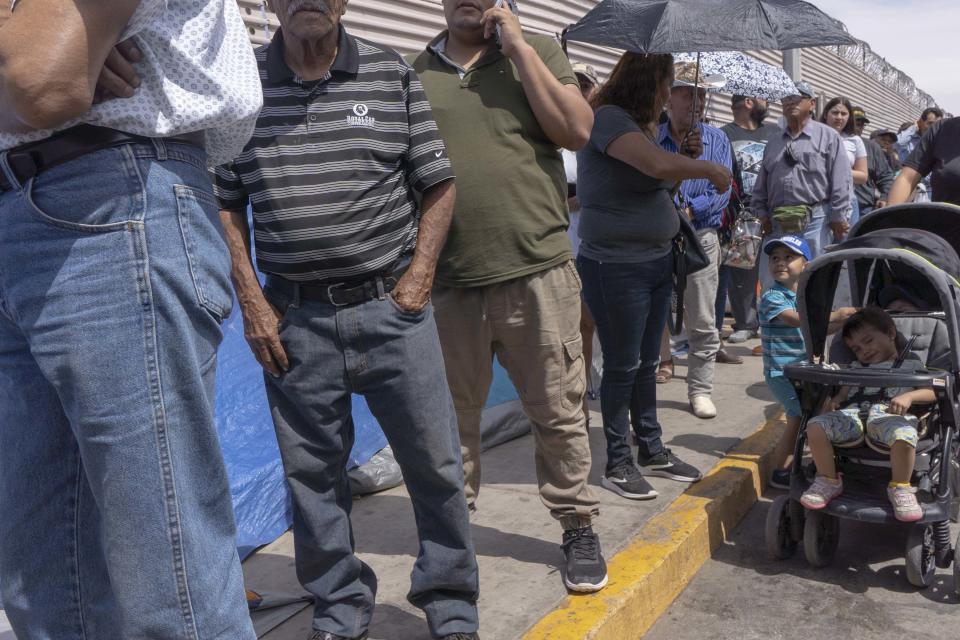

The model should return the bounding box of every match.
[213,2,479,640]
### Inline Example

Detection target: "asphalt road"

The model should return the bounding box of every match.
[645,493,959,640]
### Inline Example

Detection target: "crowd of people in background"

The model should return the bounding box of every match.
[2,1,959,640]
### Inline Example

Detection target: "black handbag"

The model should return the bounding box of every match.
[670,195,710,335]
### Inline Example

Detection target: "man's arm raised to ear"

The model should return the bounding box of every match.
[0,0,142,132]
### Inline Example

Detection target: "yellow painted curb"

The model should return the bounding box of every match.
[522,415,786,640]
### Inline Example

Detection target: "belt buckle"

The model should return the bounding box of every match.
[326,283,349,307]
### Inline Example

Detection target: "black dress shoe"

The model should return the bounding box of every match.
[308,632,368,640]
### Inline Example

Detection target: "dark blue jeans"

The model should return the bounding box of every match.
[262,278,478,639]
[577,254,673,469]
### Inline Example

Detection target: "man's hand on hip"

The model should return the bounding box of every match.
[391,266,433,314]
[94,39,142,103]
[241,294,290,378]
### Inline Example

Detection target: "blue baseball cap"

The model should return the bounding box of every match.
[764,235,812,261]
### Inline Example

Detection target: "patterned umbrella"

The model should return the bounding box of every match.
[674,51,797,101]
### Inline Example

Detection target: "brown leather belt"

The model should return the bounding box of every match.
[0,124,205,192]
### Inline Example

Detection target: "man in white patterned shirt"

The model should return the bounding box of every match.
[0,2,261,638]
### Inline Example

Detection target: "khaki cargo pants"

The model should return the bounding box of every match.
[432,261,599,530]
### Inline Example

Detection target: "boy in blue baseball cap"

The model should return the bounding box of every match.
[760,235,858,488]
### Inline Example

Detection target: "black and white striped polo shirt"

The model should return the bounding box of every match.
[213,26,454,283]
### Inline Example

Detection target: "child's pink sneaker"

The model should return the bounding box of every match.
[887,485,923,522]
[800,475,843,510]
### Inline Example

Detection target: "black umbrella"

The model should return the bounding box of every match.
[564,0,856,145]
[564,0,857,53]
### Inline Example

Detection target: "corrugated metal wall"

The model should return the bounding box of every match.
[801,47,920,134]
[236,1,927,132]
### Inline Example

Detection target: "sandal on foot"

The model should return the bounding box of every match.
[656,360,674,384]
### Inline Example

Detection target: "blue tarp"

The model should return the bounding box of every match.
[215,293,519,559]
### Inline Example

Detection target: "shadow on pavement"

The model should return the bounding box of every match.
[712,495,960,605]
[666,433,742,459]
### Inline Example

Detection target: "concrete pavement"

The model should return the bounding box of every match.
[246,338,780,640]
[645,495,959,640]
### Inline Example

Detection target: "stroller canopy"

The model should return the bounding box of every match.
[848,202,960,253]
[840,228,960,311]
[799,226,960,365]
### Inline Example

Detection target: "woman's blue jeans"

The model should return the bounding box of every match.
[577,254,673,469]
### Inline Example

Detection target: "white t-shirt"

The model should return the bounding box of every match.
[562,148,578,184]
[2,0,263,165]
[562,149,581,254]
[842,133,868,168]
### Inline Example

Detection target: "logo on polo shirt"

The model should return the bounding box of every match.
[347,103,376,127]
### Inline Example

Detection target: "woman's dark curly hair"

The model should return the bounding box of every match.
[590,52,674,125]
[820,96,856,135]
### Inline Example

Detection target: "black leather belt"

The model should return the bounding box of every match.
[0,124,205,192]
[266,265,409,307]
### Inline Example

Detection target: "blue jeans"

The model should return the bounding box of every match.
[0,142,253,639]
[262,278,479,638]
[577,254,673,468]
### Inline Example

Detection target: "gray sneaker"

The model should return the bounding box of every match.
[561,526,608,593]
[639,449,702,482]
[602,462,658,499]
[727,329,758,343]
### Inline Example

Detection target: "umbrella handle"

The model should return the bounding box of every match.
[691,51,701,133]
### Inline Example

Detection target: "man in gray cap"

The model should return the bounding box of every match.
[752,81,852,280]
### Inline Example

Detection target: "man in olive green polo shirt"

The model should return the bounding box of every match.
[410,0,606,594]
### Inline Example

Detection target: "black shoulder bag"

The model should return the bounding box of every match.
[669,191,710,334]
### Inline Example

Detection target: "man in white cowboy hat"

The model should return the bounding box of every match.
[656,62,734,421]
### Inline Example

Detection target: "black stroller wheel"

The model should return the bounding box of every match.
[905,524,937,588]
[765,495,799,560]
[803,510,839,568]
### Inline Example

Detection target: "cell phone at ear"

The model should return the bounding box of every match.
[493,0,520,49]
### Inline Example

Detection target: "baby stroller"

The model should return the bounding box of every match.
[764,203,960,592]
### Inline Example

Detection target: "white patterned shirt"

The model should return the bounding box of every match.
[2,0,263,165]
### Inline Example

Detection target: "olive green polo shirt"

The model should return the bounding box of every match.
[409,33,578,288]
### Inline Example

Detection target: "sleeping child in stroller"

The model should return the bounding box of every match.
[800,306,936,522]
